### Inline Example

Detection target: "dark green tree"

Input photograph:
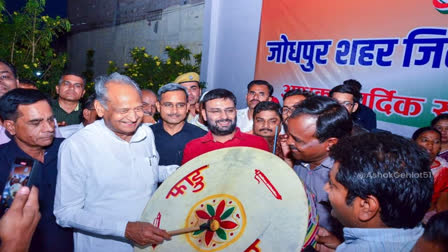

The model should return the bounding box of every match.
[0,0,71,95]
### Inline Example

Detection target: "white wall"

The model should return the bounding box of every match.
[68,3,204,75]
[201,0,263,108]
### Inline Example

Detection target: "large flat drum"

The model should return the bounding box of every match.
[136,147,309,252]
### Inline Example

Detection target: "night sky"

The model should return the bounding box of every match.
[5,0,67,18]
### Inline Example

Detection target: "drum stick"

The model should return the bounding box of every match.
[168,226,200,236]
[273,125,279,154]
[168,222,211,236]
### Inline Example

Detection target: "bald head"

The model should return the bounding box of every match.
[142,89,157,117]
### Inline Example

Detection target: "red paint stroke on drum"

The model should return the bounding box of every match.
[254,169,283,200]
[244,239,261,252]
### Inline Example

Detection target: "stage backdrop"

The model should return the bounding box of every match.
[255,0,448,137]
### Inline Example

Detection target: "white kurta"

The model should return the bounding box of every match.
[236,107,253,133]
[59,122,84,139]
[54,119,177,252]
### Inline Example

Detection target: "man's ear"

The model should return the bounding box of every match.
[94,100,105,118]
[268,96,272,101]
[357,195,381,222]
[201,108,208,122]
[325,137,339,151]
[55,85,60,95]
[352,102,359,114]
[155,101,161,113]
[3,120,16,136]
[82,108,91,121]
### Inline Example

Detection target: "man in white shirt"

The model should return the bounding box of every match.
[237,80,273,133]
[54,73,175,252]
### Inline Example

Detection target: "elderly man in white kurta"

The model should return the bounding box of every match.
[54,73,176,252]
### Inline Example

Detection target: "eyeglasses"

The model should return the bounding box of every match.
[206,108,236,115]
[339,101,354,108]
[61,81,84,89]
[161,102,187,109]
[282,105,300,114]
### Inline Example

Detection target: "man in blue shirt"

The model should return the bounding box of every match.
[285,96,352,235]
[317,132,432,251]
[0,88,73,252]
[151,83,206,165]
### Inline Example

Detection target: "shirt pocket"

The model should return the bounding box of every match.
[135,156,158,191]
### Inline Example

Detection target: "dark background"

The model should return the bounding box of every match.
[5,0,67,17]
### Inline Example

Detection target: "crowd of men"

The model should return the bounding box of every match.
[0,58,447,252]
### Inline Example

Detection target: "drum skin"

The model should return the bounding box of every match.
[135,147,309,252]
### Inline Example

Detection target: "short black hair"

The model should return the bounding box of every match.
[79,93,97,121]
[253,101,282,119]
[412,127,441,141]
[282,89,315,101]
[247,80,274,96]
[422,210,448,249]
[330,84,362,103]
[0,59,18,79]
[290,96,352,142]
[19,79,37,87]
[330,132,433,228]
[343,79,362,91]
[59,73,86,86]
[431,113,448,127]
[202,88,237,109]
[0,89,50,121]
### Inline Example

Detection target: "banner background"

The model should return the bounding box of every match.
[255,0,448,137]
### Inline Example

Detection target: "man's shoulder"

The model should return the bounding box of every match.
[149,122,162,130]
[336,241,371,252]
[239,132,266,142]
[185,133,209,147]
[237,132,269,151]
[59,123,83,138]
[184,123,207,135]
[359,104,376,116]
[0,140,14,156]
[237,107,249,116]
[51,137,65,149]
[62,121,102,144]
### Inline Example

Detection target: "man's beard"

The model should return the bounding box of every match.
[208,119,237,136]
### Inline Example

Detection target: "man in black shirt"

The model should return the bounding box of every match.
[0,89,73,252]
[150,83,206,165]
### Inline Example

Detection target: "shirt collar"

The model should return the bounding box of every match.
[200,127,244,143]
[300,156,334,171]
[98,119,147,143]
[8,138,60,164]
[343,226,424,244]
[57,99,80,111]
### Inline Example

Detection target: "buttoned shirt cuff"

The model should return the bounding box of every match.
[118,220,130,238]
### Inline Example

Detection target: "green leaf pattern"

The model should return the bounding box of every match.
[220,207,234,220]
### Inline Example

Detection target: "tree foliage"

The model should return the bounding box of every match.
[108,45,204,93]
[0,0,71,95]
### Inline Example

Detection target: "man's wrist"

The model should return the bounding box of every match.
[125,221,136,240]
[0,240,29,252]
